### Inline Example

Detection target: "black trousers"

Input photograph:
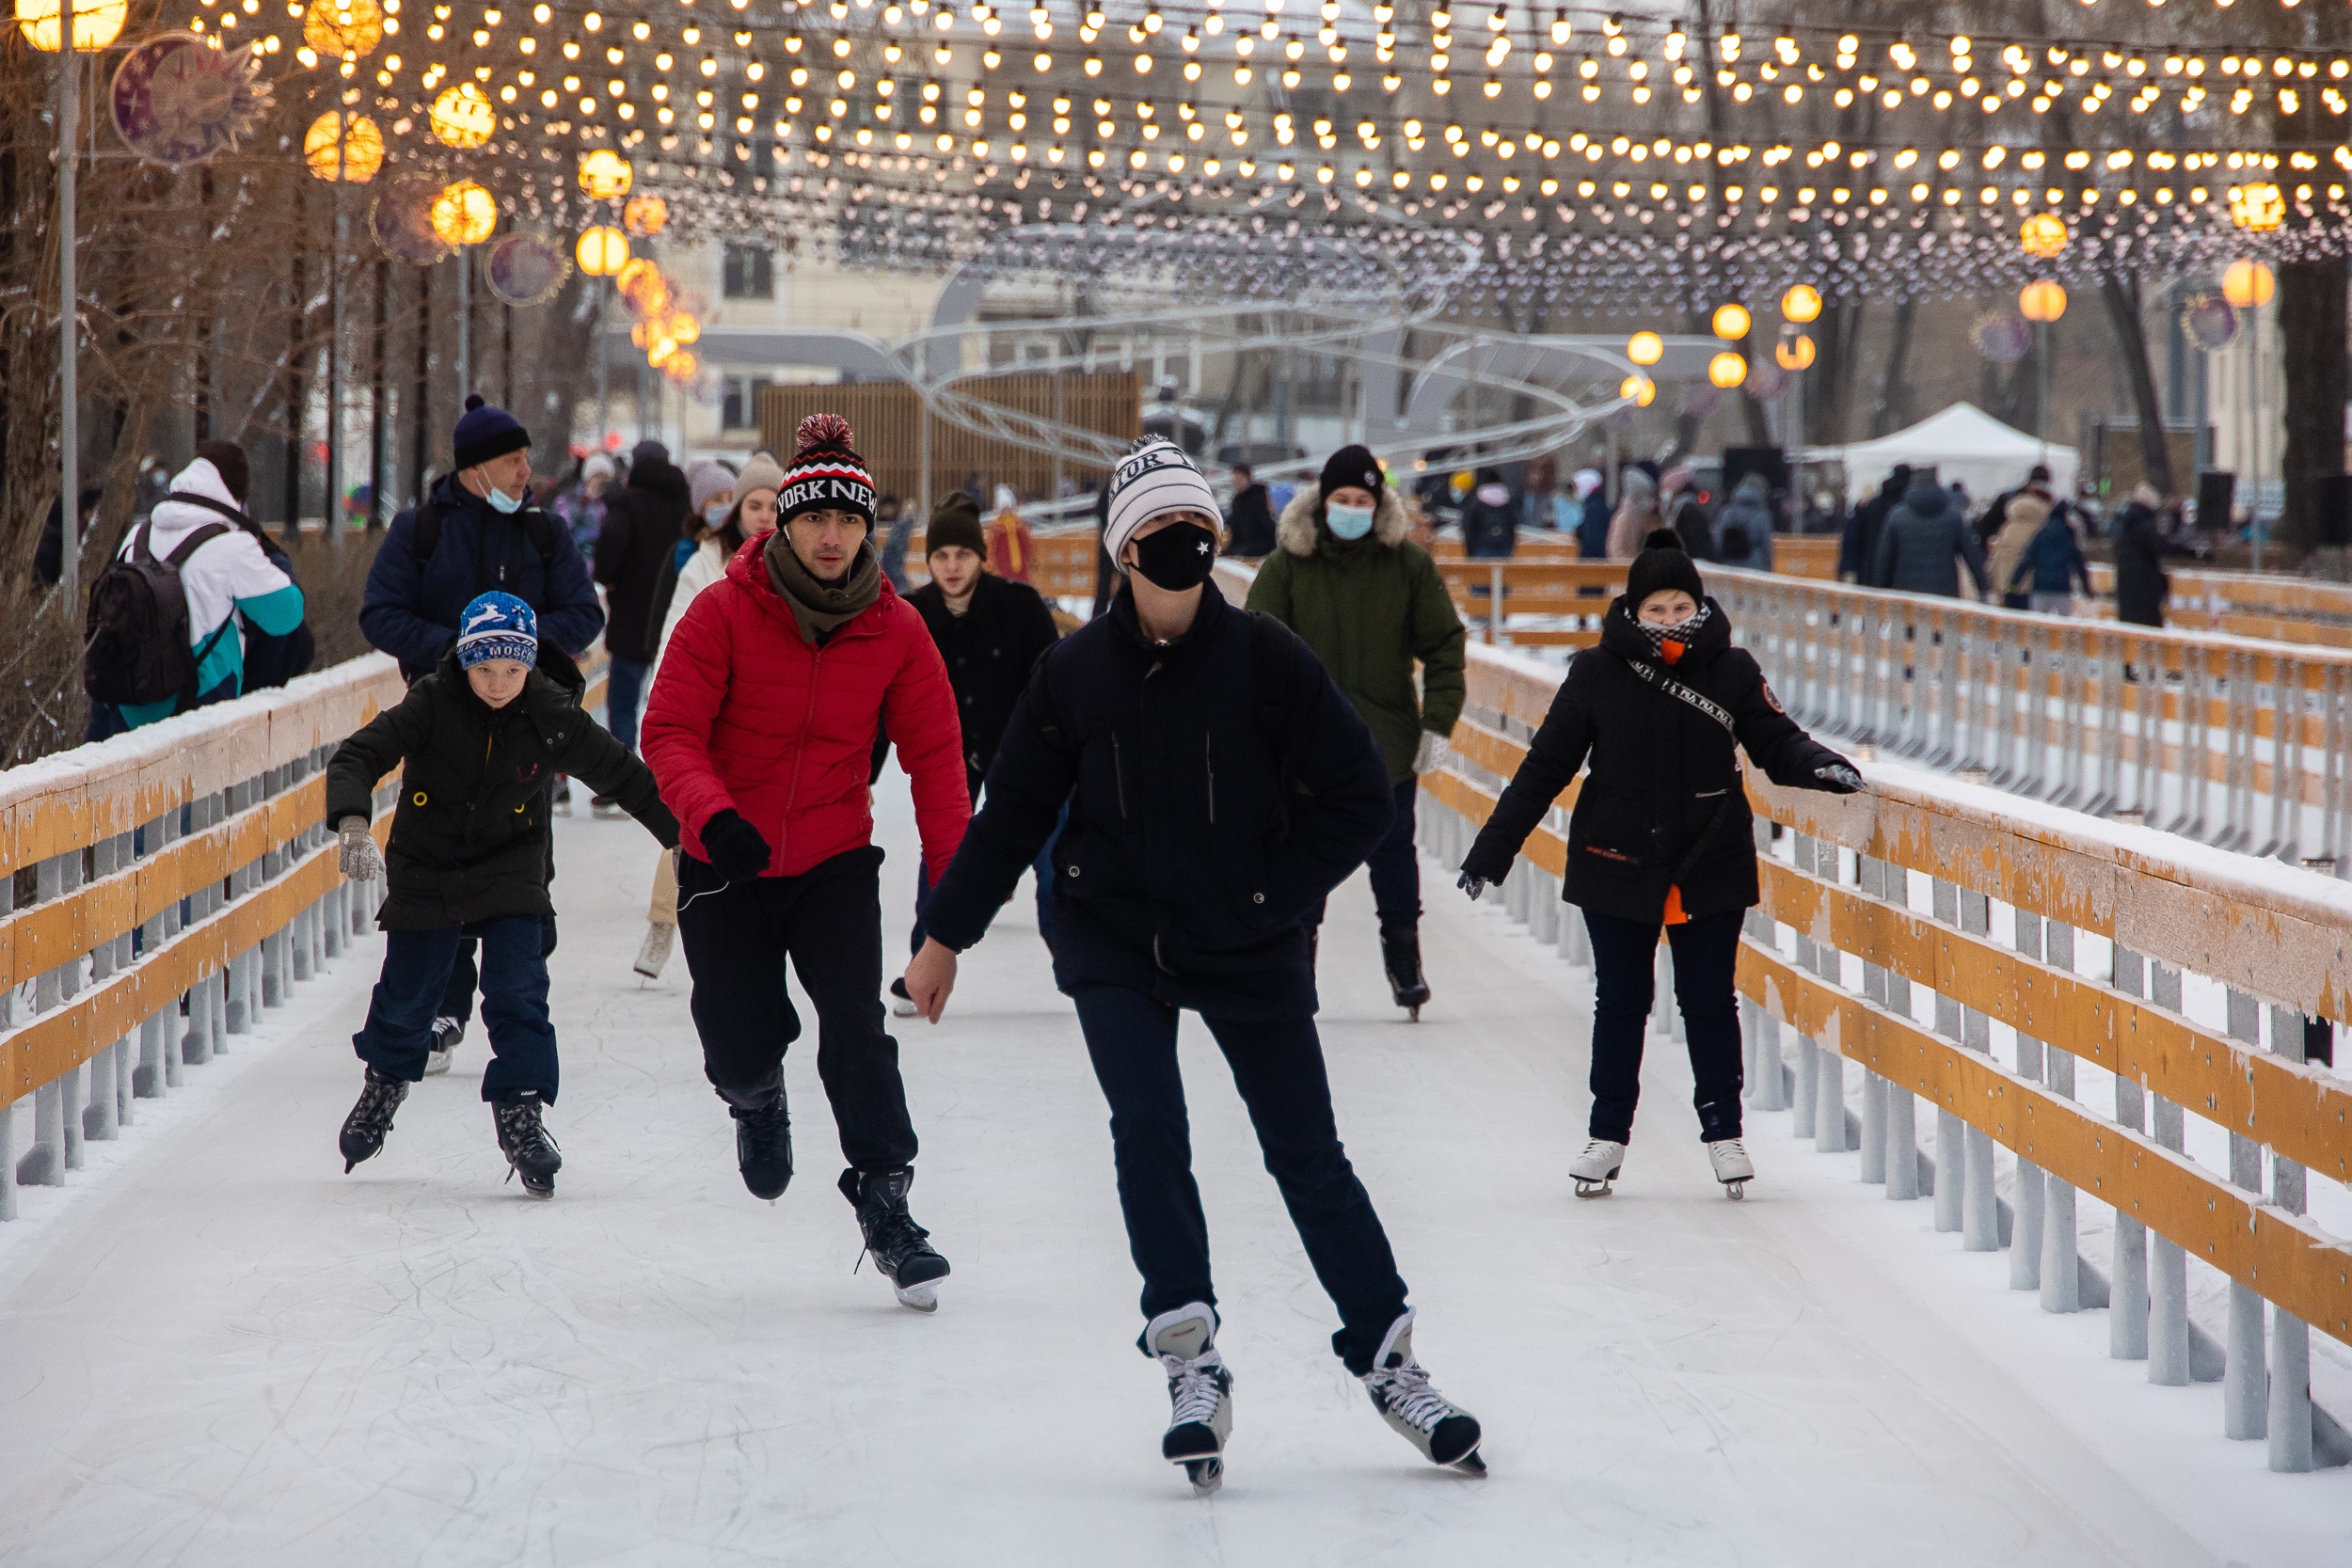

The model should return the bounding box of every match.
[1071,984,1408,1375]
[438,773,562,1025]
[1582,906,1747,1145]
[676,845,918,1172]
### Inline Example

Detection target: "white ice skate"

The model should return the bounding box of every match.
[633,922,675,980]
[1359,1310,1485,1475]
[1148,1304,1232,1497]
[1571,1138,1627,1197]
[423,1017,463,1076]
[1707,1138,1755,1199]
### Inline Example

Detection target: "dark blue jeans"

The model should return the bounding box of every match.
[1581,906,1745,1144]
[607,657,650,752]
[354,917,559,1101]
[1070,984,1408,1375]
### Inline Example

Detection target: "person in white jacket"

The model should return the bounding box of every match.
[634,452,784,978]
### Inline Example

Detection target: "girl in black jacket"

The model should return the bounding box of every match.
[1459,532,1861,1198]
[905,438,1485,1493]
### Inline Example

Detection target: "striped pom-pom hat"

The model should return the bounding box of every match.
[775,413,877,529]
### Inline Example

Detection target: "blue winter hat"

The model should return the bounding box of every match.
[456,592,538,669]
[453,392,531,470]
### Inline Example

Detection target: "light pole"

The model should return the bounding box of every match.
[2221,260,2276,567]
[2019,279,2069,465]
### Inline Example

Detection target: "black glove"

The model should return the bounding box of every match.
[697,808,773,880]
[1456,870,1489,902]
[1815,763,1865,795]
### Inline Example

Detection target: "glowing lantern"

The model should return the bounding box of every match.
[1707,351,1748,388]
[1626,330,1664,366]
[303,111,384,183]
[2018,211,2069,260]
[663,351,700,384]
[2221,259,2276,309]
[1780,283,1823,325]
[622,194,670,236]
[2018,279,2068,324]
[2230,182,2285,233]
[15,0,127,50]
[429,82,497,150]
[1710,302,1752,341]
[302,0,384,59]
[1618,373,1657,407]
[578,149,633,201]
[1774,334,1817,372]
[667,311,702,346]
[576,225,630,277]
[429,179,499,246]
[646,335,679,368]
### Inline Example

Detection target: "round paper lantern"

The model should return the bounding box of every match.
[1710,302,1752,341]
[2221,258,2276,309]
[429,178,499,246]
[1618,374,1656,407]
[429,82,496,150]
[578,149,633,201]
[576,225,630,277]
[1780,284,1822,325]
[1707,350,1748,389]
[663,350,700,384]
[2229,182,2285,234]
[666,311,702,346]
[2018,212,2069,260]
[303,110,383,182]
[1773,333,1816,371]
[622,194,670,237]
[302,0,383,60]
[2018,279,2068,324]
[1625,330,1663,366]
[16,0,127,51]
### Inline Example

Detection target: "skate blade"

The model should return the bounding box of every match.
[1406,1005,1422,1022]
[893,1282,941,1313]
[1181,1458,1224,1497]
[1450,1449,1487,1477]
[1723,1180,1748,1200]
[1572,1174,1618,1197]
[422,1052,453,1077]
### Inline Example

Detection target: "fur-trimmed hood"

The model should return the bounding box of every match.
[1276,484,1411,555]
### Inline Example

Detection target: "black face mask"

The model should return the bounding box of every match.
[1129,520,1217,592]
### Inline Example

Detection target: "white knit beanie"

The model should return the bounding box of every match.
[1104,437,1220,572]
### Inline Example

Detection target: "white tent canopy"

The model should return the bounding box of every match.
[1804,402,2078,505]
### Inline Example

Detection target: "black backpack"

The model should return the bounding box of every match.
[83,515,233,708]
[409,499,560,574]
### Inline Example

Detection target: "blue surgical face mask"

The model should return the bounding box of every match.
[705,500,732,527]
[1327,501,1375,541]
[486,484,524,515]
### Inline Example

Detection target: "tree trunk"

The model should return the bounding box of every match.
[1805,297,1865,446]
[1869,298,1918,437]
[2276,255,2347,551]
[2100,271,2176,498]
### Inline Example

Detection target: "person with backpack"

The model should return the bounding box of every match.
[1246,444,1467,1021]
[327,594,677,1197]
[640,414,970,1314]
[83,442,307,742]
[358,395,605,1075]
[1872,470,1991,599]
[901,436,1486,1493]
[1711,473,1776,571]
[2007,497,2094,615]
[1455,531,1862,1200]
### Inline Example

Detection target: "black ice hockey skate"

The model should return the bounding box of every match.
[1148,1304,1233,1497]
[839,1165,950,1312]
[733,1101,794,1200]
[492,1091,563,1197]
[1359,1310,1485,1475]
[1379,922,1432,1021]
[340,1069,409,1172]
[424,1016,463,1076]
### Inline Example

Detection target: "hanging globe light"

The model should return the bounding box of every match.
[663,350,701,384]
[667,310,702,346]
[14,0,126,50]
[1707,351,1748,388]
[1774,333,1816,371]
[429,178,499,246]
[622,194,670,236]
[578,149,634,201]
[576,224,630,276]
[2221,258,2276,309]
[429,82,497,150]
[1780,283,1822,325]
[1626,330,1664,366]
[2018,211,2069,260]
[303,110,384,182]
[1618,373,1657,406]
[2018,279,2068,323]
[1710,302,1752,341]
[302,0,384,60]
[2229,182,2285,233]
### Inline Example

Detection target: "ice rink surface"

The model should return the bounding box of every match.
[3,770,2347,1567]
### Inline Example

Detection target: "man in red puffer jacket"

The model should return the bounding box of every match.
[643,413,970,1313]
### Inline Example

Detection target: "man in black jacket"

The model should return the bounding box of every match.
[902,437,1485,1492]
[592,440,695,758]
[889,492,1061,1006]
[1221,463,1276,557]
[1839,465,1909,584]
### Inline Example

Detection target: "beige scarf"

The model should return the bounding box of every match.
[763,532,882,642]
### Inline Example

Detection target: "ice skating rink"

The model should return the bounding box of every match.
[2,770,2346,1568]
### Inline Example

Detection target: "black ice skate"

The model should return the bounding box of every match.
[492,1091,563,1197]
[1379,921,1432,1021]
[733,1101,793,1201]
[339,1069,409,1172]
[839,1166,950,1312]
[1148,1304,1233,1497]
[1359,1309,1485,1474]
[424,1016,463,1076]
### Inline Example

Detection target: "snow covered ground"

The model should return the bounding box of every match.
[2,769,2347,1567]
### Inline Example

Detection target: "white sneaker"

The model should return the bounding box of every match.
[1571,1138,1627,1196]
[1707,1138,1755,1198]
[1359,1309,1485,1472]
[1147,1303,1232,1497]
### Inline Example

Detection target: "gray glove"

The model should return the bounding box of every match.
[337,816,387,882]
[1815,763,1866,795]
[1413,731,1451,776]
[1456,870,1488,902]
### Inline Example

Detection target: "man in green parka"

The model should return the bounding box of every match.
[1247,445,1468,1017]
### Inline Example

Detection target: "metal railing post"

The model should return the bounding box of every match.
[2222,986,2268,1439]
[2108,945,2152,1361]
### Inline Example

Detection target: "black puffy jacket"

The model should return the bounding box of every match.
[326,652,677,928]
[594,461,693,662]
[920,579,1392,1020]
[903,571,1063,797]
[1462,597,1851,925]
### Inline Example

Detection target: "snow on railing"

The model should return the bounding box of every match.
[1422,637,2352,1473]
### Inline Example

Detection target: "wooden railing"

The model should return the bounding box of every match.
[1418,641,2352,1470]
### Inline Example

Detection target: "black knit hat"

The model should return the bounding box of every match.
[776,413,877,528]
[1318,443,1385,503]
[1626,529,1706,607]
[453,393,531,470]
[925,490,986,559]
